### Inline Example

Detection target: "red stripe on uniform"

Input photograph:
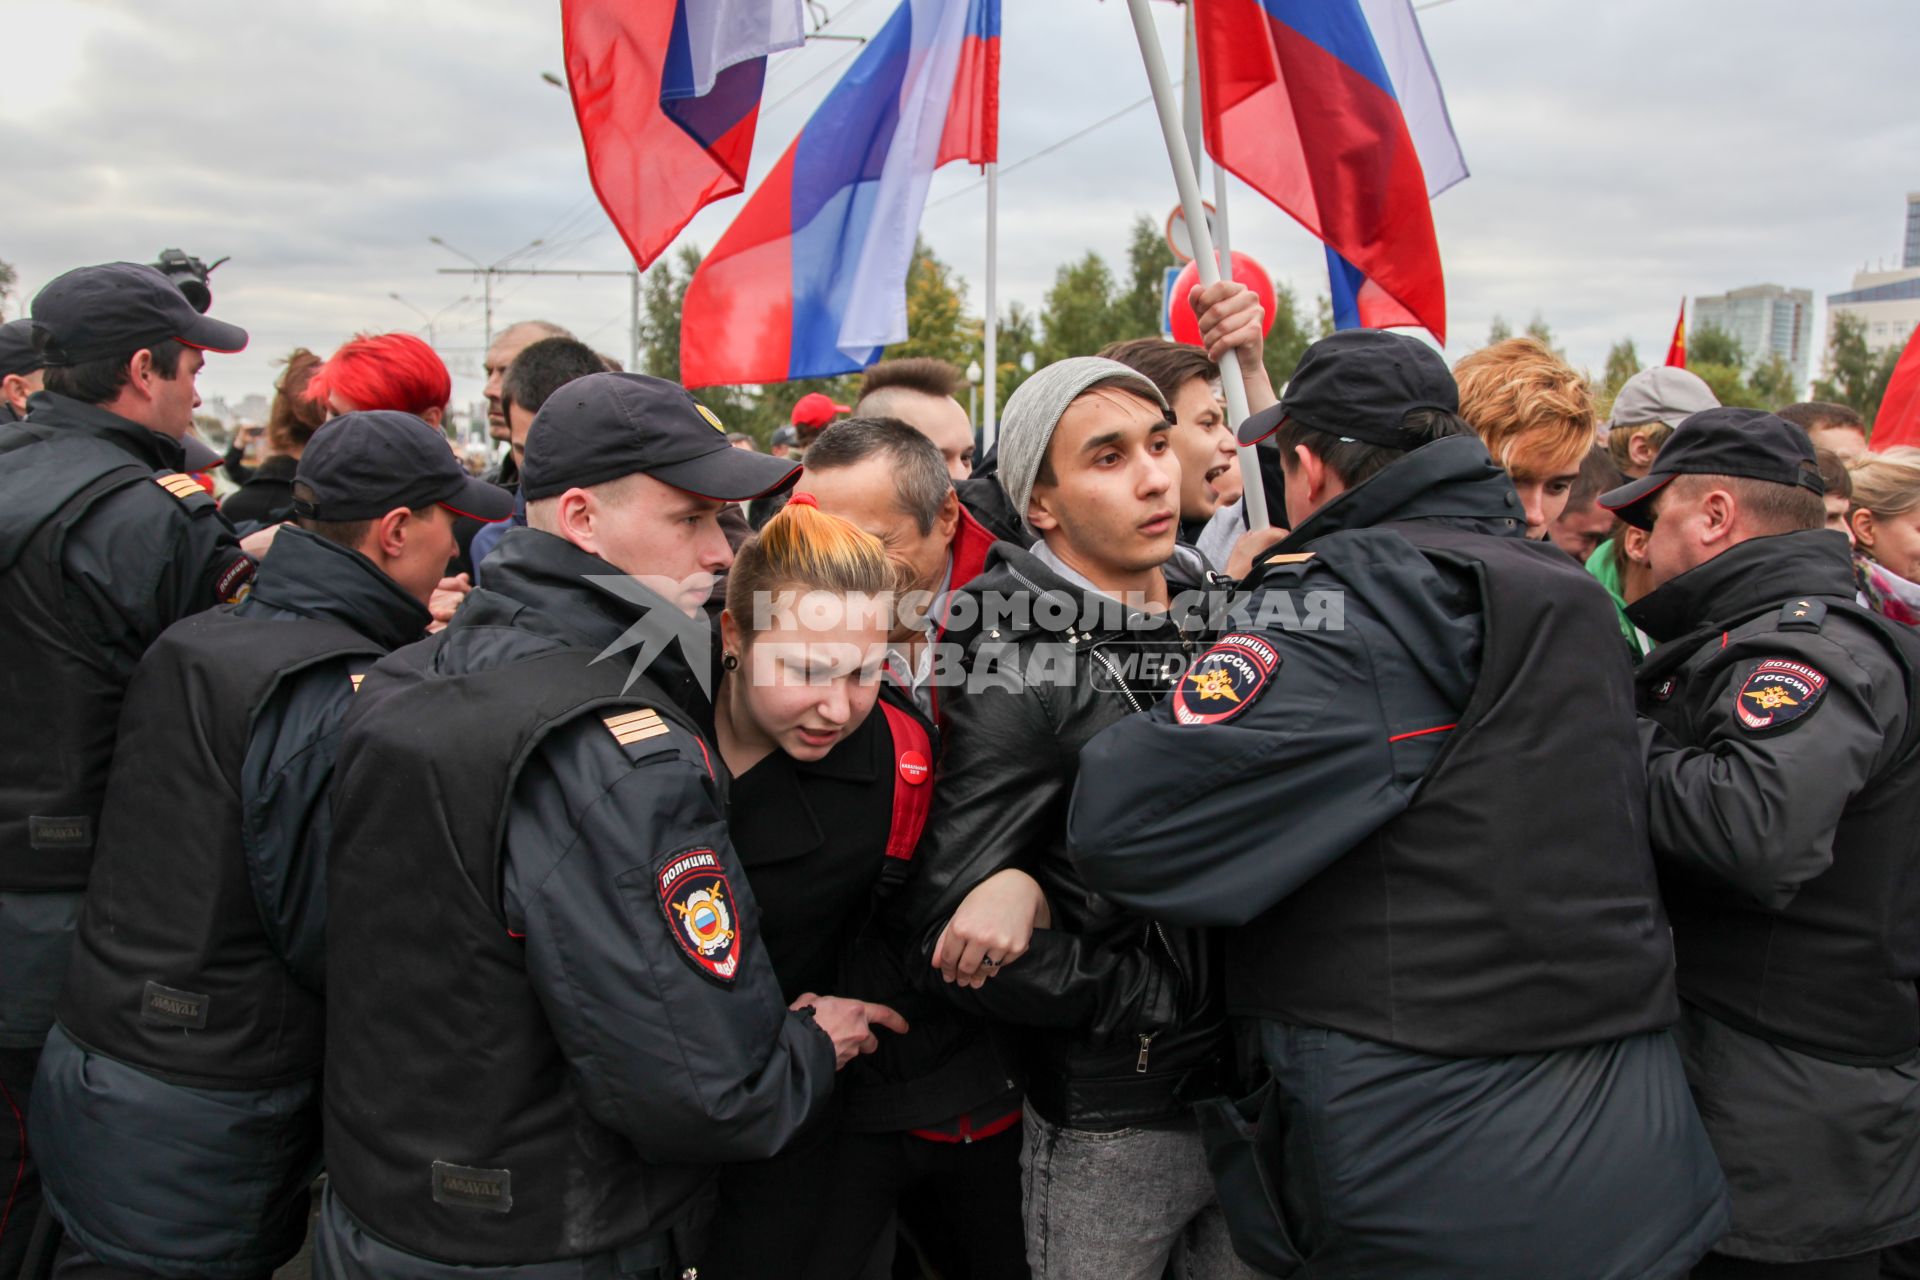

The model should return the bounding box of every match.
[1387,722,1456,743]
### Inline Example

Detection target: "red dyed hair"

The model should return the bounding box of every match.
[306,332,452,417]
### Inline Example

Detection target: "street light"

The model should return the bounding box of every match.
[966,360,983,426]
[389,292,474,349]
[425,236,545,345]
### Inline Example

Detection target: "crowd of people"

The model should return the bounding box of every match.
[0,258,1917,1280]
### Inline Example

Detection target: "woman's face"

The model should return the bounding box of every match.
[1858,506,1920,583]
[729,589,892,762]
[1168,376,1238,521]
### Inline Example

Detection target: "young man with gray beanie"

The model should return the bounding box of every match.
[897,356,1267,1279]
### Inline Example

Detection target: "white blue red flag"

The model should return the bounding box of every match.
[1195,0,1463,343]
[680,0,1001,387]
[563,0,804,269]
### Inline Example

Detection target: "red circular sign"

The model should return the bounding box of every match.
[898,751,930,785]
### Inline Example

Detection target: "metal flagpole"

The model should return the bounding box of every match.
[1129,0,1269,530]
[983,161,999,454]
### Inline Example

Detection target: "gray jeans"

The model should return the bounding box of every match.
[1019,1102,1269,1280]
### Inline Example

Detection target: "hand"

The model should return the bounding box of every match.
[238,522,282,559]
[1225,525,1291,582]
[932,868,1051,989]
[1190,280,1279,413]
[792,994,910,1069]
[426,573,471,634]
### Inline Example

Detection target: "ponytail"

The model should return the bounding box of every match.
[724,493,897,633]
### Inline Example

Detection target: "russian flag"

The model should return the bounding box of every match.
[1195,0,1458,343]
[562,0,804,270]
[680,0,1000,388]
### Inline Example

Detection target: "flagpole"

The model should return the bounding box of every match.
[1128,0,1269,531]
[983,161,999,455]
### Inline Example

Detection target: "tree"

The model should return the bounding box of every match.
[1115,216,1176,339]
[882,237,974,368]
[0,258,14,321]
[1261,280,1313,389]
[1038,251,1128,364]
[1813,311,1904,425]
[1486,314,1512,345]
[1522,313,1564,357]
[1748,353,1798,408]
[1687,323,1745,370]
[637,244,702,385]
[994,300,1040,408]
[1603,339,1640,399]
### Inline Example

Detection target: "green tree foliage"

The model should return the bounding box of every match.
[882,238,974,368]
[1261,279,1312,388]
[1038,251,1130,364]
[1116,216,1176,339]
[1814,311,1905,427]
[0,258,15,320]
[1603,339,1640,398]
[1522,313,1563,357]
[1486,314,1513,345]
[993,300,1041,409]
[1687,323,1744,370]
[1748,353,1798,408]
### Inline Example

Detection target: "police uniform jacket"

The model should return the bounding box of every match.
[897,540,1228,1130]
[1069,435,1728,1280]
[316,527,837,1280]
[0,391,252,1047]
[29,527,428,1279]
[1632,528,1920,1262]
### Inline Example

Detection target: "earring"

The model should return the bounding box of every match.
[722,652,740,670]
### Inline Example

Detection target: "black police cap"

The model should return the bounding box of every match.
[1237,329,1458,451]
[31,262,247,366]
[521,372,799,502]
[1598,407,1825,529]
[0,319,44,379]
[293,411,515,523]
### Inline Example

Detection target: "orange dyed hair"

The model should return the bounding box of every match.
[725,495,896,631]
[1453,337,1595,477]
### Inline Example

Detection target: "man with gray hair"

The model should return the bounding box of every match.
[895,357,1264,1279]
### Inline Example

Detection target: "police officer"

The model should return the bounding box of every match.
[22,412,510,1279]
[0,262,254,1276]
[316,373,905,1280]
[0,317,46,421]
[1067,330,1729,1279]
[1599,409,1920,1278]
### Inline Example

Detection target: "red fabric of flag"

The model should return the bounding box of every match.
[1665,301,1687,368]
[1871,324,1920,451]
[561,0,760,269]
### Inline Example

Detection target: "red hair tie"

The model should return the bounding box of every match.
[788,491,818,508]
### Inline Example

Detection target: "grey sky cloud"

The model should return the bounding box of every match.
[6,0,1917,416]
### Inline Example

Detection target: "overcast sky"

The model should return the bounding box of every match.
[6,0,1917,418]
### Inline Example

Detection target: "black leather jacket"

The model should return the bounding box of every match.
[899,541,1228,1128]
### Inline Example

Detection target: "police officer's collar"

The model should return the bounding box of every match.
[1274,434,1525,554]
[245,525,431,651]
[1627,529,1856,646]
[26,390,187,473]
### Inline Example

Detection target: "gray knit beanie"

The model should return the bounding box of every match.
[997,356,1170,539]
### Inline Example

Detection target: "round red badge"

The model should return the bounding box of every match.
[898,751,930,785]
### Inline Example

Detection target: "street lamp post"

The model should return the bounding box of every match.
[388,291,473,349]
[427,236,545,346]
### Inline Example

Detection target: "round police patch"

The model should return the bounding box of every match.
[1174,633,1279,726]
[1734,657,1829,733]
[657,848,741,985]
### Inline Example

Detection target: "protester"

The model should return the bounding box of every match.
[481,320,574,487]
[220,347,328,530]
[0,262,255,1276]
[1603,409,1920,1276]
[1818,446,1856,541]
[0,317,47,421]
[854,358,976,482]
[469,335,607,580]
[769,423,800,459]
[1069,329,1729,1280]
[1453,336,1596,538]
[1551,446,1627,562]
[307,331,452,425]
[29,412,508,1279]
[1098,338,1239,546]
[792,389,850,446]
[896,357,1256,1280]
[1603,365,1719,478]
[726,431,755,450]
[1590,520,1658,659]
[1780,400,1871,464]
[1844,445,1920,624]
[316,373,900,1279]
[801,417,1001,723]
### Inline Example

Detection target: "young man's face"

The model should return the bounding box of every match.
[1825,493,1854,544]
[1028,388,1178,576]
[388,504,462,604]
[507,400,537,467]
[802,454,957,641]
[1550,501,1615,563]
[1808,423,1868,465]
[587,472,736,616]
[887,389,975,481]
[1505,438,1585,539]
[151,347,205,438]
[1167,376,1237,521]
[1644,484,1713,589]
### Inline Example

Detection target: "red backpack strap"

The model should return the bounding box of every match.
[878,700,935,887]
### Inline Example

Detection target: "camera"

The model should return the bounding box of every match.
[152,248,229,314]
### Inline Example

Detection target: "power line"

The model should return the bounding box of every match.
[927,86,1174,210]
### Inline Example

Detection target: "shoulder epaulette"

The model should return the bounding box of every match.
[1778,597,1828,632]
[602,707,670,748]
[1266,552,1315,565]
[153,472,206,503]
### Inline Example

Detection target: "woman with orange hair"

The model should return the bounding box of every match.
[702,495,1035,1280]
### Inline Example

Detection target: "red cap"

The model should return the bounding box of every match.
[790,392,851,429]
[787,491,818,508]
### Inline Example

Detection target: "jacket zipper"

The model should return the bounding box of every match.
[1093,648,1146,714]
[1136,1032,1157,1073]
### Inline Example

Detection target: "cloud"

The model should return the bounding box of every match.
[5,0,1915,415]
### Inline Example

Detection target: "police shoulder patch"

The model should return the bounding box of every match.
[153,471,206,502]
[1734,657,1829,733]
[1173,632,1279,726]
[657,848,741,985]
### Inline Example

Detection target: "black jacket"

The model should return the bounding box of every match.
[30,528,428,1279]
[0,392,254,897]
[898,541,1227,1128]
[320,528,835,1278]
[219,452,300,531]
